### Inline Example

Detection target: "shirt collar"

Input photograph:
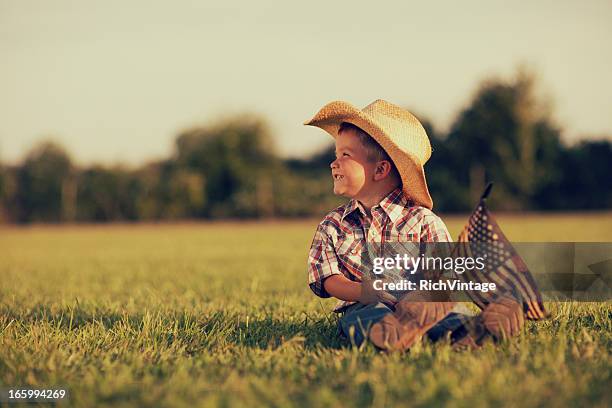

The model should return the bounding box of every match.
[340,187,408,224]
[378,187,408,224]
[341,198,367,222]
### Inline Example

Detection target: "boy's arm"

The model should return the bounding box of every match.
[324,274,397,305]
[307,224,344,298]
[322,274,361,301]
[308,224,396,305]
[421,213,452,242]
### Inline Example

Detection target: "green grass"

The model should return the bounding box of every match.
[1,213,611,407]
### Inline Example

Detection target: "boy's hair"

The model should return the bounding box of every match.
[338,122,394,166]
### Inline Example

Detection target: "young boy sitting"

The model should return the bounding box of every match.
[304,99,524,351]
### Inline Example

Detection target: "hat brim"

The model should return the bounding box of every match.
[304,101,434,210]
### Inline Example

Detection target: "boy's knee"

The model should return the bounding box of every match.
[339,302,394,346]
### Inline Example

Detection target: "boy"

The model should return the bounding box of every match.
[305,99,523,351]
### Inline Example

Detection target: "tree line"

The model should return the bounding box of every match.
[0,70,610,223]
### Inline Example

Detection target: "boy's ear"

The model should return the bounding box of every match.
[373,160,393,181]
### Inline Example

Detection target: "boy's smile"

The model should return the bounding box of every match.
[330,128,375,198]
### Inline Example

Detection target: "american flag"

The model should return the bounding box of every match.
[453,183,548,320]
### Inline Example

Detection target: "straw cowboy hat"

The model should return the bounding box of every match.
[304,99,434,209]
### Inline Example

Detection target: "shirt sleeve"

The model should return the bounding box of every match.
[420,213,453,242]
[420,214,453,279]
[307,224,343,298]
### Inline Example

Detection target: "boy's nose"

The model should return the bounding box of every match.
[330,160,338,169]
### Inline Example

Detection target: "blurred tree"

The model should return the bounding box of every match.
[286,144,335,174]
[444,68,561,210]
[133,161,206,220]
[16,141,74,222]
[552,139,612,209]
[2,80,609,223]
[0,165,7,222]
[76,166,142,221]
[0,165,5,220]
[421,117,468,212]
[164,169,206,219]
[272,170,343,216]
[175,115,278,217]
[0,166,18,222]
[134,161,167,220]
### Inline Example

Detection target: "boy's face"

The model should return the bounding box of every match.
[330,129,377,198]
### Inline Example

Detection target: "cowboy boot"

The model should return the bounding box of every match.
[369,291,456,351]
[451,296,525,350]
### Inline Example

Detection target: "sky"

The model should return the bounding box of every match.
[1,0,611,166]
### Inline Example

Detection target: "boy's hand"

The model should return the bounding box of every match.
[358,275,398,305]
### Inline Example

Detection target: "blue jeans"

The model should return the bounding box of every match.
[338,302,472,347]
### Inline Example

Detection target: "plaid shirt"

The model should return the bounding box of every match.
[307,187,452,312]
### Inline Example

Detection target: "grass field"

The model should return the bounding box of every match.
[1,213,611,407]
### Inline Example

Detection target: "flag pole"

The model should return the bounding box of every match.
[480,182,494,202]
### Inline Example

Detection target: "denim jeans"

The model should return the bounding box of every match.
[338,302,472,347]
